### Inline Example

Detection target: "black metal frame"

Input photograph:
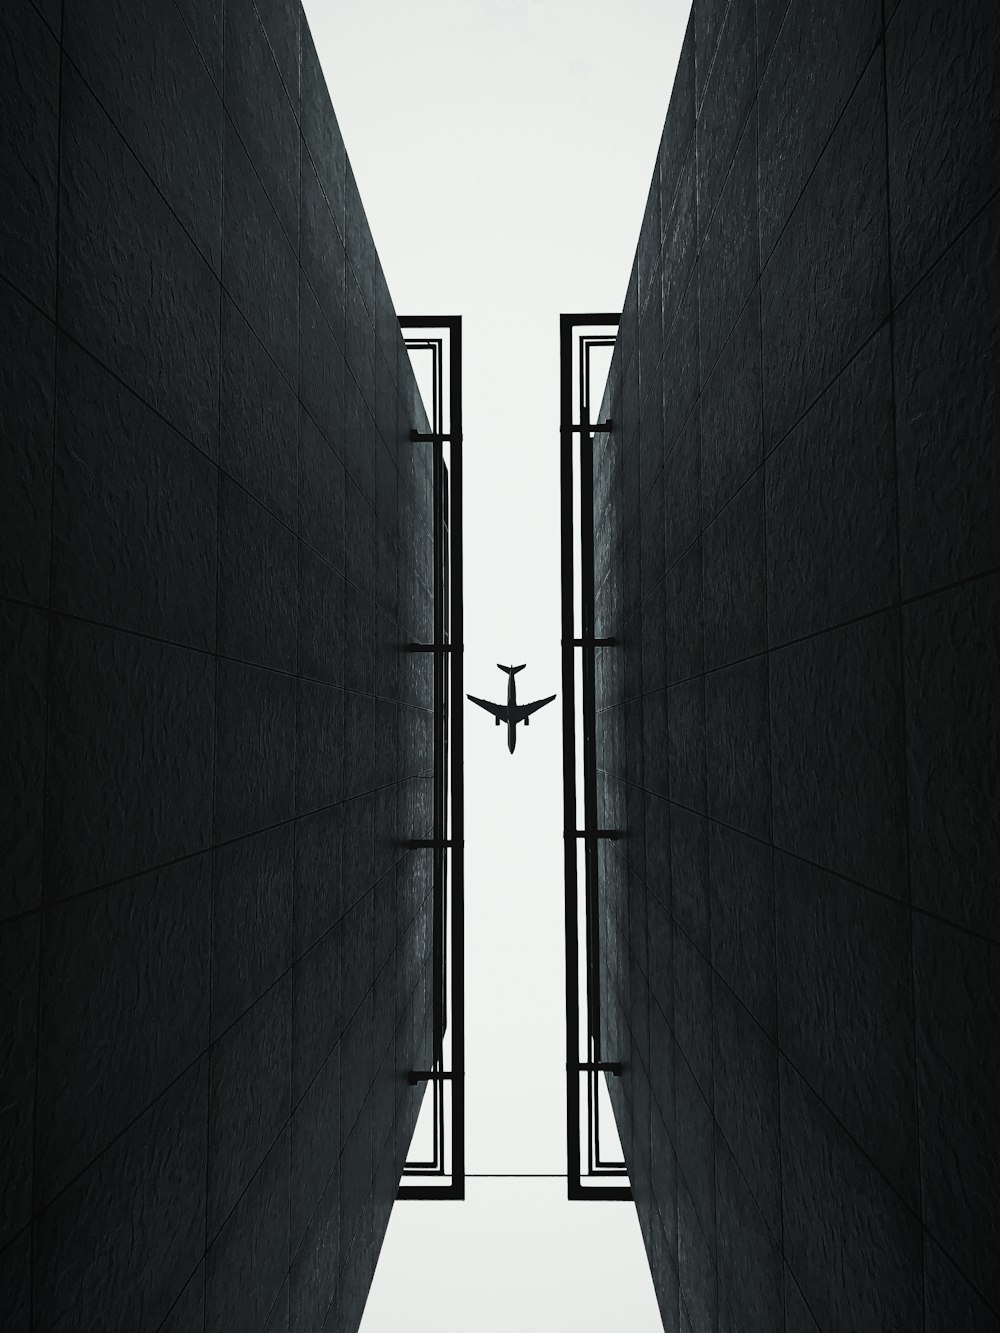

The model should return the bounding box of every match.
[398,317,465,1201]
[560,313,629,1201]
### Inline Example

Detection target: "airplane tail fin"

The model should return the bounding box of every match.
[497,663,526,676]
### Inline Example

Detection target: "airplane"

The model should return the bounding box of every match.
[467,664,556,754]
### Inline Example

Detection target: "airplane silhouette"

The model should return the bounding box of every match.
[467,664,556,754]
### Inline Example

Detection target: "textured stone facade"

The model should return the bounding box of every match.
[1,1,435,1328]
[593,0,1000,1328]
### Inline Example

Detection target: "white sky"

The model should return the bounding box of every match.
[301,1,688,1326]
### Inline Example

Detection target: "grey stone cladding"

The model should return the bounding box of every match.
[592,0,1000,1328]
[1,1,435,1328]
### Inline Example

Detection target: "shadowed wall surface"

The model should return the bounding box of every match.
[592,0,1000,1328]
[1,0,436,1328]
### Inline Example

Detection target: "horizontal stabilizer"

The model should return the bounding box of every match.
[497,663,526,675]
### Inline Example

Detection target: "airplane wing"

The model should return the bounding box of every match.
[467,694,509,721]
[513,694,556,722]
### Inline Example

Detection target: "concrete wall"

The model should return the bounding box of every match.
[1,1,436,1329]
[593,0,999,1328]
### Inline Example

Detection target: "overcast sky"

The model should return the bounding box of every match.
[301,1,688,1325]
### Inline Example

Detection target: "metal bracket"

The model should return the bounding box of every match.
[566,420,613,433]
[411,428,454,442]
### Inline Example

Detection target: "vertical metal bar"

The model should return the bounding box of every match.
[449,317,466,1198]
[560,314,582,1198]
[432,338,445,1173]
[441,463,450,1046]
[432,341,445,1075]
[579,336,592,1182]
[579,334,597,1183]
[398,320,463,1197]
[563,316,629,1200]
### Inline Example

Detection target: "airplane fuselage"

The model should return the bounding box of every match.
[507,671,518,753]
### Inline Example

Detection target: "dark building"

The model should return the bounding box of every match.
[3,0,998,1329]
[1,1,438,1329]
[591,0,1000,1329]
